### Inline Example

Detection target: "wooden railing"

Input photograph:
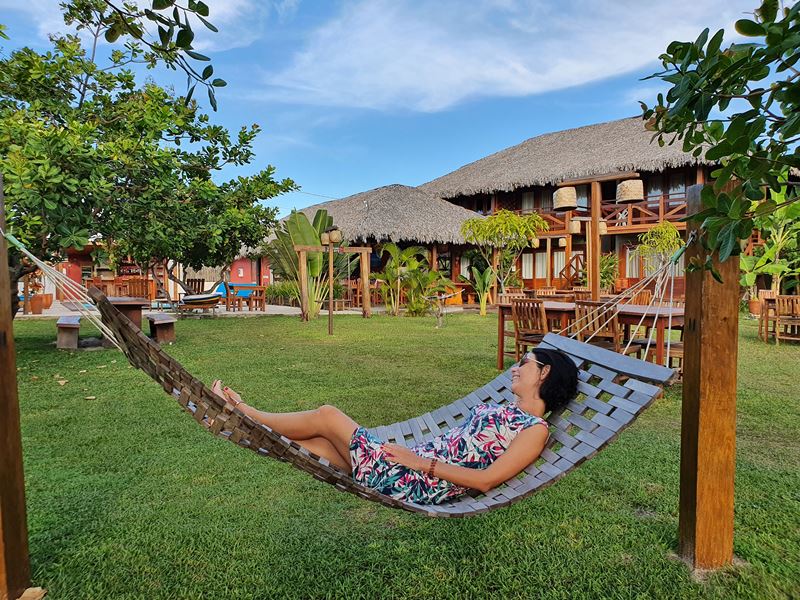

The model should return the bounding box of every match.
[502,208,569,232]
[602,192,687,229]
[559,253,585,287]
[499,192,688,232]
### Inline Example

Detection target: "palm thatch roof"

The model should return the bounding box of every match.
[420,116,712,199]
[295,184,481,245]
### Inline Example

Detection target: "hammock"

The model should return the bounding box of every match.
[87,286,674,517]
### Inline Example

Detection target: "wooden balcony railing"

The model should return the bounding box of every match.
[602,192,687,228]
[498,191,688,232]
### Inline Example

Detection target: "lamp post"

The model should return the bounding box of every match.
[323,226,342,335]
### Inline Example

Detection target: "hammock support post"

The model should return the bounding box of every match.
[0,174,33,600]
[679,184,738,570]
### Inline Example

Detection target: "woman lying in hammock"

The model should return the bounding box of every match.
[212,348,578,505]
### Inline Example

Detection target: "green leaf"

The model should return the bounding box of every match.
[175,28,194,49]
[211,78,226,87]
[152,0,174,10]
[104,26,121,43]
[198,15,218,33]
[758,0,778,22]
[202,65,213,80]
[196,1,210,17]
[734,19,765,37]
[185,50,210,61]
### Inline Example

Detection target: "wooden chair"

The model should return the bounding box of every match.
[187,278,205,294]
[511,298,549,360]
[535,287,557,297]
[127,277,149,299]
[574,300,642,356]
[247,286,267,312]
[626,289,652,306]
[775,295,800,345]
[758,289,777,342]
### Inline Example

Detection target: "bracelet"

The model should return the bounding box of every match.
[427,458,438,478]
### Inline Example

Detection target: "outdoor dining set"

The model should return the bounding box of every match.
[496,286,685,373]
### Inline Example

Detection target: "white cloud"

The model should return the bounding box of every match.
[262,0,754,112]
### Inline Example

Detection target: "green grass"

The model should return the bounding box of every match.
[12,313,800,599]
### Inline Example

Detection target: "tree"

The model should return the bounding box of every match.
[1,4,293,316]
[460,209,548,293]
[641,1,799,274]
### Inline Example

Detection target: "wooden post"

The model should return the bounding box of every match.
[1,174,33,600]
[679,184,738,570]
[564,233,572,287]
[490,248,499,302]
[359,251,371,318]
[298,250,308,322]
[327,242,334,336]
[22,275,29,315]
[545,238,552,287]
[590,181,602,300]
[430,245,438,271]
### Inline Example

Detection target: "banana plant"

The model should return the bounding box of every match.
[373,243,428,316]
[461,265,495,316]
[266,209,353,319]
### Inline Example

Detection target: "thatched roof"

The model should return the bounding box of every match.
[296,184,481,244]
[420,116,713,199]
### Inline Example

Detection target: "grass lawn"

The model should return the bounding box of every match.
[12,312,800,599]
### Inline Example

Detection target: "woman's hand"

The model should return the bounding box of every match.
[382,443,427,472]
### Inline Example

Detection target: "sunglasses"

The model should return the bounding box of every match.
[519,353,545,368]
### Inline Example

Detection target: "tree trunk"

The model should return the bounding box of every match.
[165,260,194,295]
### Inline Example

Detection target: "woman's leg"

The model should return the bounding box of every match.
[295,436,351,471]
[227,397,357,467]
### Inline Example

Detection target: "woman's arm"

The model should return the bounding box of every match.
[383,425,549,493]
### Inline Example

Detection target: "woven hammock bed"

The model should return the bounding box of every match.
[89,287,675,518]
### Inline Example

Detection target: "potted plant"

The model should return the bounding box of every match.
[740,246,788,315]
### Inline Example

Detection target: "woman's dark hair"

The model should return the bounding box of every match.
[529,348,579,414]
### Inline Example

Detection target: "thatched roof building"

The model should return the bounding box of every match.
[296,184,481,244]
[420,117,712,199]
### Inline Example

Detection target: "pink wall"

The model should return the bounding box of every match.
[229,257,272,285]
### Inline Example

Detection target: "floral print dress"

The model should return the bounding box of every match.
[349,402,547,505]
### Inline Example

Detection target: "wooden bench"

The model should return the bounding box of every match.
[56,316,81,350]
[147,313,177,344]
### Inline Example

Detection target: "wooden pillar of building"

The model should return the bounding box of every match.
[298,250,309,322]
[22,275,30,315]
[359,250,371,318]
[679,184,738,570]
[490,248,499,302]
[1,175,33,600]
[430,245,438,271]
[589,181,602,300]
[564,233,572,287]
[545,238,552,287]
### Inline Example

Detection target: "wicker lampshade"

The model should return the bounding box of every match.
[320,232,330,245]
[558,237,567,248]
[553,186,578,211]
[568,219,582,234]
[328,227,343,244]
[532,238,540,248]
[616,179,644,204]
[599,221,608,235]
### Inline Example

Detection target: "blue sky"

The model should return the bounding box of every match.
[0,0,755,217]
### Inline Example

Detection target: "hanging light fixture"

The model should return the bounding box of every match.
[616,179,644,204]
[553,186,578,211]
[599,220,608,235]
[558,237,567,248]
[568,219,582,234]
[532,238,541,249]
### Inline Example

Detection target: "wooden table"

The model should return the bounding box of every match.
[107,296,149,329]
[497,301,684,369]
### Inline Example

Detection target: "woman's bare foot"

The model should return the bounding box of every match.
[210,380,242,413]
